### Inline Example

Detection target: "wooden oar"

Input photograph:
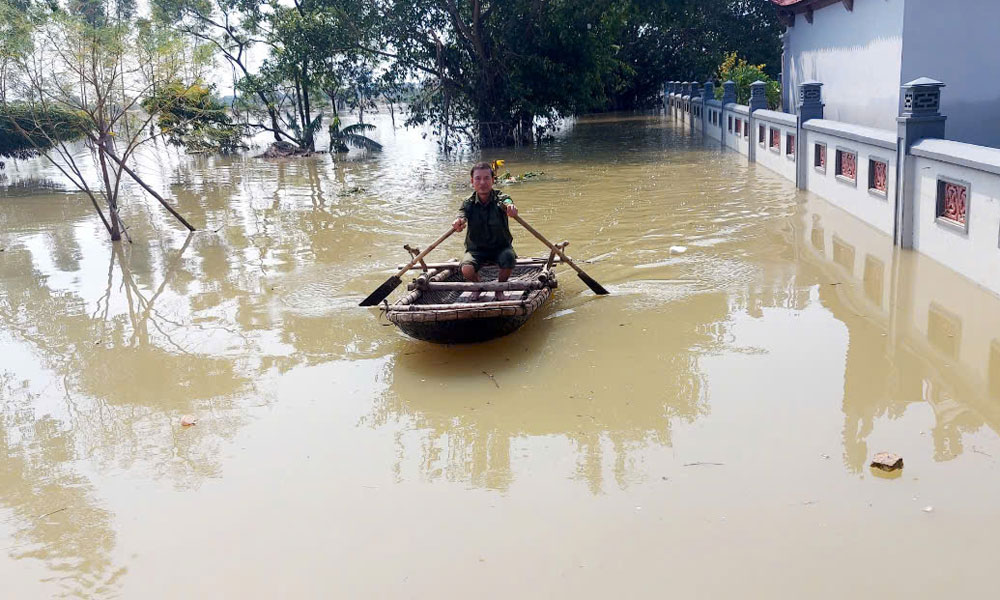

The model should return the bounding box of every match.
[359,226,457,306]
[511,214,609,295]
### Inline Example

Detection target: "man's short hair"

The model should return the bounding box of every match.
[470,161,494,178]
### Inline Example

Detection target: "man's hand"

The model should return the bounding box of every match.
[452,217,466,232]
[504,203,518,217]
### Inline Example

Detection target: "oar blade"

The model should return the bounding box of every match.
[359,276,402,306]
[577,271,610,295]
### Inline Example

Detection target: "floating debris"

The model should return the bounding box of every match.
[870,452,903,471]
[256,141,315,158]
[923,506,934,513]
[482,371,500,388]
[180,415,198,427]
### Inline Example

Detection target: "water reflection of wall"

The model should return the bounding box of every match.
[795,192,1000,468]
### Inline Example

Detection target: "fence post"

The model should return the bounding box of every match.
[690,83,700,134]
[748,81,768,164]
[796,81,824,190]
[702,81,715,140]
[895,77,947,248]
[721,80,736,147]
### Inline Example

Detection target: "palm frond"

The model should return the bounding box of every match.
[341,133,383,151]
[305,113,324,136]
[341,122,376,135]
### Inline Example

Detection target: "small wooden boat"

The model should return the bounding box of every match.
[383,249,564,344]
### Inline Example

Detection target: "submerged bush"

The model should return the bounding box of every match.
[141,81,247,154]
[0,103,89,160]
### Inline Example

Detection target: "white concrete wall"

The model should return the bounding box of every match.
[784,0,905,130]
[910,141,1000,297]
[803,122,897,236]
[900,0,1000,147]
[753,113,797,183]
[705,105,723,142]
[722,107,751,157]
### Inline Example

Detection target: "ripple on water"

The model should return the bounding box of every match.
[610,278,703,307]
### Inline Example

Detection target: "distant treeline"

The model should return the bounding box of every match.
[1,0,781,154]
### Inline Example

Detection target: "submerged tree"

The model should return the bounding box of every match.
[3,0,196,241]
[373,0,782,144]
[611,0,783,109]
[156,0,384,153]
[0,103,89,160]
[376,0,628,148]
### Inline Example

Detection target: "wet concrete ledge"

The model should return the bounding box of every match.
[911,138,1000,176]
[754,109,798,128]
[803,120,897,150]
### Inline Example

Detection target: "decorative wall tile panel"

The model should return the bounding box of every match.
[836,150,857,181]
[937,180,968,226]
[869,159,887,193]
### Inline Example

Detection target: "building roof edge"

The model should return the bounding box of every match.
[771,0,850,13]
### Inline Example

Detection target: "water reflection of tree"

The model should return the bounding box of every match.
[368,294,722,493]
[0,229,266,591]
[0,373,121,597]
[1,235,254,471]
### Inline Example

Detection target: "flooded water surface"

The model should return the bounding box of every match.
[3,113,1000,598]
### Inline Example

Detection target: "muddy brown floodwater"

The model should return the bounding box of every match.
[3,112,1000,598]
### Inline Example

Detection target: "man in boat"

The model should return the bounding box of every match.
[452,161,518,301]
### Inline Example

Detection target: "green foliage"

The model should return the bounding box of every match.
[158,0,386,152]
[0,102,89,159]
[328,116,382,153]
[714,51,781,109]
[141,81,247,154]
[608,0,783,109]
[380,0,631,147]
[150,0,783,152]
[378,0,781,145]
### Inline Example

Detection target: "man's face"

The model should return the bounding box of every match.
[471,168,494,197]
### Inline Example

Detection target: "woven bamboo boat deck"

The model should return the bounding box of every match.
[384,261,557,343]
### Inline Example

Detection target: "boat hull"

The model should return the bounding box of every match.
[392,312,535,344]
[383,264,555,344]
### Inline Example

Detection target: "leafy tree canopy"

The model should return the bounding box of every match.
[140,81,247,153]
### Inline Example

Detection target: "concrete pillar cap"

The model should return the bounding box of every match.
[903,77,944,88]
